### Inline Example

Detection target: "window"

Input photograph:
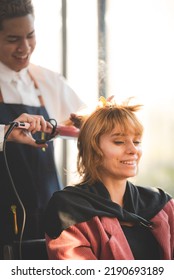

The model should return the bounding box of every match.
[106,0,174,196]
[32,0,174,196]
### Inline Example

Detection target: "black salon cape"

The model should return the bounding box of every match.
[44,181,171,239]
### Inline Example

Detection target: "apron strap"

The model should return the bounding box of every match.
[28,70,45,106]
[38,95,45,106]
[0,89,3,102]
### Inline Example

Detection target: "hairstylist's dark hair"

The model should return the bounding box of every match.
[0,0,34,30]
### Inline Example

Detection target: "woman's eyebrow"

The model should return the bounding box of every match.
[110,132,142,137]
[110,132,125,137]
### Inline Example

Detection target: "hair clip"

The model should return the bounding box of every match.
[98,96,107,107]
[97,96,116,108]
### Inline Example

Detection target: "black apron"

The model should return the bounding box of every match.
[0,79,61,258]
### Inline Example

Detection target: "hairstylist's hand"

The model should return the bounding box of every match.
[5,113,53,148]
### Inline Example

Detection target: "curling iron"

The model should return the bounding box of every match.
[9,119,79,144]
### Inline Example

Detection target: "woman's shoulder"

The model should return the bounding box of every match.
[127,181,172,219]
[163,197,174,212]
[129,181,172,199]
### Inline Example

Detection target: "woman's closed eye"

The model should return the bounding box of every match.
[133,140,142,145]
[114,140,141,145]
[114,141,125,145]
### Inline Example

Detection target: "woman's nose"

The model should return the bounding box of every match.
[126,141,138,154]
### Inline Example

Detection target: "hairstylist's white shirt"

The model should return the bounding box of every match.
[0,61,41,106]
[0,61,86,123]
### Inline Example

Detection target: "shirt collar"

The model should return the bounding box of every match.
[0,61,28,83]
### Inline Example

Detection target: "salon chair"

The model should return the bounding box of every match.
[3,239,48,260]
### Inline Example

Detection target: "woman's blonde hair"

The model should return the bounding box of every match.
[77,100,143,185]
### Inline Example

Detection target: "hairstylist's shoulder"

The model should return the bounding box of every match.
[29,63,56,79]
[29,63,69,83]
[29,63,87,114]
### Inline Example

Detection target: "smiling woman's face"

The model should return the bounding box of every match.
[98,127,142,181]
[0,14,36,72]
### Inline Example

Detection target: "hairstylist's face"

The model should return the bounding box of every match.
[99,127,142,181]
[0,14,36,72]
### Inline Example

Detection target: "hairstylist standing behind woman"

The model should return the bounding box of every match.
[0,0,85,259]
[45,97,174,260]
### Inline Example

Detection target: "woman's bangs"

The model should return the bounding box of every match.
[102,109,143,135]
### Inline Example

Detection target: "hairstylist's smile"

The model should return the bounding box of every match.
[14,54,29,59]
